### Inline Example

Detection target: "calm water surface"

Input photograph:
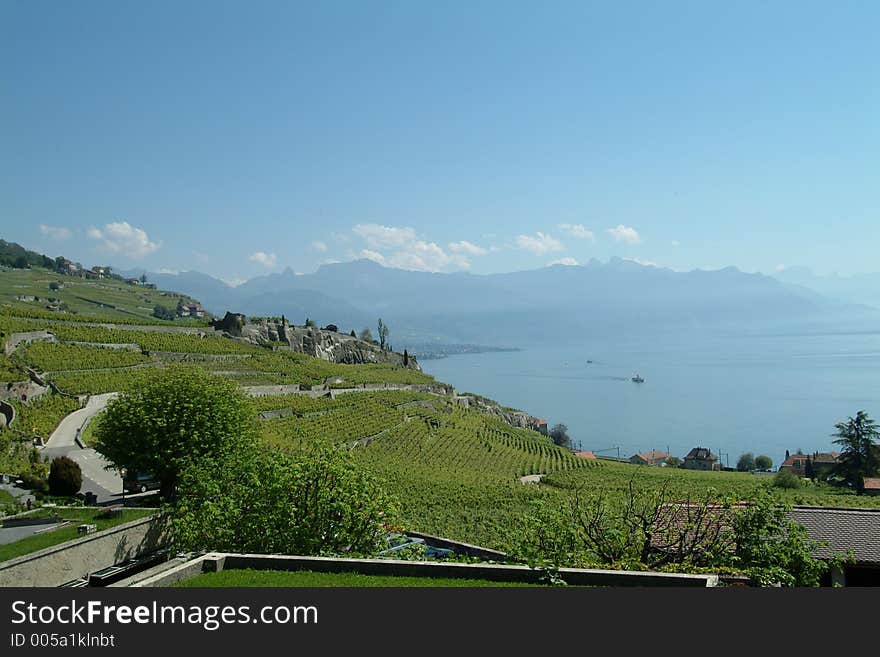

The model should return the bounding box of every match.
[422,328,880,468]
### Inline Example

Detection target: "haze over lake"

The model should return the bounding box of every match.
[423,324,880,468]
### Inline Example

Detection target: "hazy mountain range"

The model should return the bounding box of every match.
[772,267,880,310]
[120,258,877,348]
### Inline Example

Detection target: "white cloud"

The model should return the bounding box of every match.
[559,224,594,240]
[549,257,580,266]
[321,258,342,265]
[158,268,179,275]
[775,264,786,272]
[516,232,564,255]
[607,225,641,244]
[351,224,473,272]
[222,278,247,288]
[353,224,417,249]
[248,251,278,269]
[87,221,160,258]
[448,240,489,256]
[389,241,470,272]
[311,240,328,253]
[359,249,386,265]
[39,224,72,241]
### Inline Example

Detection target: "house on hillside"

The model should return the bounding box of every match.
[92,266,111,277]
[574,450,596,460]
[83,269,102,280]
[57,259,78,275]
[531,418,548,436]
[630,450,672,466]
[682,447,719,471]
[864,478,880,497]
[780,452,840,478]
[176,300,205,318]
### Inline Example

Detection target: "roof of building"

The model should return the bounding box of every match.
[684,447,717,461]
[863,478,880,491]
[782,452,840,468]
[652,503,880,565]
[632,450,671,463]
[786,506,880,564]
[574,451,596,460]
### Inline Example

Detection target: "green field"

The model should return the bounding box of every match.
[0,508,155,563]
[176,568,540,587]
[4,263,880,560]
[0,266,208,325]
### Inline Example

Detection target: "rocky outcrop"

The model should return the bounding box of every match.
[212,313,421,371]
[456,394,547,434]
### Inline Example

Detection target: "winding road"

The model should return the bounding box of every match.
[41,393,120,502]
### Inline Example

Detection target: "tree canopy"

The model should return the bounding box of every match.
[170,442,396,556]
[549,424,571,449]
[94,367,258,499]
[832,410,880,493]
[736,453,755,472]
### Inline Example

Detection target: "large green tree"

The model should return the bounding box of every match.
[170,441,396,556]
[94,367,258,500]
[832,410,880,493]
[736,453,756,472]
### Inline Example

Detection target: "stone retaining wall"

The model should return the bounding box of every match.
[0,514,168,587]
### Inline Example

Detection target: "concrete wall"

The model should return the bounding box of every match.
[0,515,169,588]
[133,552,719,587]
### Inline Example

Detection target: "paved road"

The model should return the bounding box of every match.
[44,393,117,449]
[42,393,120,503]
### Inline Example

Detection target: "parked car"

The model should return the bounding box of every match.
[123,471,160,494]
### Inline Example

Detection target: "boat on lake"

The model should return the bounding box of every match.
[631,374,645,383]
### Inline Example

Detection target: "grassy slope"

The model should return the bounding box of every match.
[0,266,206,325]
[3,265,879,556]
[176,569,539,587]
[0,508,154,563]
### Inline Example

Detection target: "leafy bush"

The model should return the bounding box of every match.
[18,472,49,496]
[48,456,82,497]
[170,441,396,556]
[773,470,801,489]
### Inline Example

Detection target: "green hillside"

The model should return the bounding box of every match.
[0,263,206,325]
[3,260,879,554]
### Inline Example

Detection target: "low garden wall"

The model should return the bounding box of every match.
[132,553,719,587]
[0,514,168,587]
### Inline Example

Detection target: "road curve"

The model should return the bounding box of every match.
[44,392,118,449]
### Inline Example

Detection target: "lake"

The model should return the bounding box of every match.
[421,325,880,468]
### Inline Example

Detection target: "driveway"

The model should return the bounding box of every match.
[41,393,121,503]
[44,392,117,449]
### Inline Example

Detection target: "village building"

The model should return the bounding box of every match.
[682,447,720,471]
[863,478,880,497]
[176,300,205,318]
[787,506,880,586]
[780,451,840,478]
[573,450,596,460]
[629,450,673,466]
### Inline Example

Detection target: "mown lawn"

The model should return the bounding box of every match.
[0,508,155,563]
[176,568,542,587]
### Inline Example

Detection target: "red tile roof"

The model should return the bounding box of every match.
[864,478,880,491]
[574,451,596,460]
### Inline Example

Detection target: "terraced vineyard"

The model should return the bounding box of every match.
[19,342,151,372]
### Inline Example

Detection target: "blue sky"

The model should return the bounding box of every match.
[1,1,878,283]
